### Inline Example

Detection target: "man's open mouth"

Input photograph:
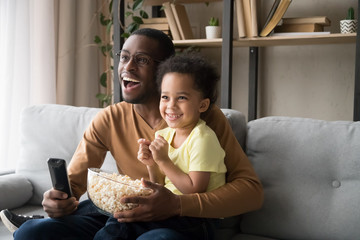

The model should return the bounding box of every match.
[122,77,140,88]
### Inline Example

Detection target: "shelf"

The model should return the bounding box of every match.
[143,0,221,6]
[173,33,356,48]
[234,33,357,47]
[173,38,222,47]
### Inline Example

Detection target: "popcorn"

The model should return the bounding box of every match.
[87,168,153,215]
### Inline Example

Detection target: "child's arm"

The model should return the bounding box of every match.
[137,138,164,185]
[150,136,210,194]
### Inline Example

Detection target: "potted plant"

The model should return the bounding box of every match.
[340,7,357,34]
[205,17,221,39]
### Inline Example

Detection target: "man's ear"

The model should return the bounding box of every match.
[199,98,210,113]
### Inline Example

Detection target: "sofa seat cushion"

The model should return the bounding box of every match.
[242,117,360,240]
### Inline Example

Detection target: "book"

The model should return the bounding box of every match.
[162,2,181,40]
[282,16,331,26]
[242,0,252,37]
[139,23,169,31]
[250,0,258,37]
[272,31,330,36]
[142,18,168,24]
[260,0,292,37]
[235,0,246,38]
[275,23,324,33]
[170,3,194,40]
[262,0,281,31]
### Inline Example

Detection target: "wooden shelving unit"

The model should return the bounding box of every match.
[113,0,360,121]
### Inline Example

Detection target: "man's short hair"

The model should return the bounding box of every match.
[131,28,175,61]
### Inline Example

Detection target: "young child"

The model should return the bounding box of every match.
[137,53,227,196]
[136,53,227,239]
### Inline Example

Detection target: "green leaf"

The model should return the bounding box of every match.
[139,10,148,19]
[106,43,113,52]
[106,20,113,34]
[96,93,106,99]
[100,73,107,87]
[100,13,109,26]
[132,16,143,24]
[127,22,139,34]
[94,35,102,44]
[96,93,112,107]
[101,45,107,56]
[125,11,133,18]
[109,0,113,13]
[121,32,130,38]
[132,0,144,11]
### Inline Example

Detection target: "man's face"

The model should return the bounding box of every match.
[118,35,161,104]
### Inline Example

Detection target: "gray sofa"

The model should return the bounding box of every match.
[1,104,359,240]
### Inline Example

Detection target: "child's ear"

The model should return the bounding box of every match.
[199,98,210,113]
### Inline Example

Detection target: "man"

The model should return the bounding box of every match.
[9,28,263,239]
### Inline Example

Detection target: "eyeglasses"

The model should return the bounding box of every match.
[115,50,161,66]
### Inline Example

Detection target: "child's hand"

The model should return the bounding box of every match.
[137,138,156,166]
[149,135,170,163]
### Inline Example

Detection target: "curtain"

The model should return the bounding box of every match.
[56,0,104,107]
[0,0,104,171]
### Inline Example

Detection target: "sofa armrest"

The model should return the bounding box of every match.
[0,174,33,210]
[0,169,15,176]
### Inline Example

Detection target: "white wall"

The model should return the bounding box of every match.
[186,0,357,121]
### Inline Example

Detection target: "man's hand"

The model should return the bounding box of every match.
[42,188,79,218]
[113,179,181,222]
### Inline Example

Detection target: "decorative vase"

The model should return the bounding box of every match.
[205,26,221,39]
[340,19,358,33]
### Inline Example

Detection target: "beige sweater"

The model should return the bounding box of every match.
[68,102,263,218]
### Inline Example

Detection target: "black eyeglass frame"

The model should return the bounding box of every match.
[115,50,162,66]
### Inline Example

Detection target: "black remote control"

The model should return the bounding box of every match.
[47,158,73,198]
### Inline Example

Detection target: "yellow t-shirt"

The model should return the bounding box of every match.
[156,119,227,195]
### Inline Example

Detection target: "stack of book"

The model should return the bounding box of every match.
[274,16,331,33]
[162,2,194,40]
[139,18,170,36]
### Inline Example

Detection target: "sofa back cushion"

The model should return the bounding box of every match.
[242,117,360,240]
[16,104,117,204]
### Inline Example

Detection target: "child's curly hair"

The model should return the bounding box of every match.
[156,53,220,105]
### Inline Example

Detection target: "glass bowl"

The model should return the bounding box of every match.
[87,168,153,216]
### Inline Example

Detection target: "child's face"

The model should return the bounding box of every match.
[159,72,209,130]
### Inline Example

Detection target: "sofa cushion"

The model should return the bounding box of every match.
[242,117,360,240]
[221,109,246,149]
[15,104,116,204]
[0,174,33,210]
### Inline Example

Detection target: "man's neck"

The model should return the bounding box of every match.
[133,101,163,129]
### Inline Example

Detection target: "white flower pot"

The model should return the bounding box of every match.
[340,19,358,33]
[205,26,221,39]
